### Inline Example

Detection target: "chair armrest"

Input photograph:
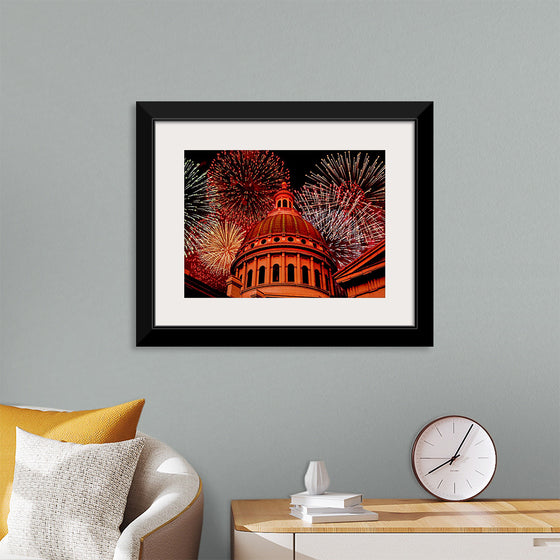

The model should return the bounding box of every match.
[114,433,203,560]
[114,485,203,560]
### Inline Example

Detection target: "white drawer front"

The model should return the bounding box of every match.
[296,533,560,560]
[233,531,293,560]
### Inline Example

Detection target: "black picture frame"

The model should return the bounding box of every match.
[137,101,433,346]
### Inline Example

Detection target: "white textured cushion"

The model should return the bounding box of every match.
[2,428,144,560]
[0,555,44,559]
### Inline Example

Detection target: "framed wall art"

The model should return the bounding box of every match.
[136,101,433,346]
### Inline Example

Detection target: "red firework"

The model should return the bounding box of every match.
[207,150,290,227]
[184,254,228,291]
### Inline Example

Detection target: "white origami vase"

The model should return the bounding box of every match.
[304,460,330,495]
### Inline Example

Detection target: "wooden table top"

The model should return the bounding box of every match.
[231,499,560,533]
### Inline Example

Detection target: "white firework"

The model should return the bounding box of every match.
[296,182,384,267]
[184,158,216,256]
[197,220,245,276]
[305,151,385,208]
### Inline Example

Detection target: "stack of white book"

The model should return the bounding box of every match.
[289,491,378,523]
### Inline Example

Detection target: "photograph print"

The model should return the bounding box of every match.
[183,150,386,300]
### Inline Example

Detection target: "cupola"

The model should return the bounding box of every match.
[273,183,295,210]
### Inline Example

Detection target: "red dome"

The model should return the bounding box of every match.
[227,185,337,298]
[244,213,323,244]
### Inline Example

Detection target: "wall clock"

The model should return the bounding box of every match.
[411,415,497,501]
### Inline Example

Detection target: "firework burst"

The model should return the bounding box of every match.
[208,150,289,227]
[197,220,246,276]
[296,182,385,267]
[308,206,366,267]
[305,151,385,207]
[184,159,216,256]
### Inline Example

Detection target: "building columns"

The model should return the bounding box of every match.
[310,257,315,287]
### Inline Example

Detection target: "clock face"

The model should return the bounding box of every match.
[412,416,497,501]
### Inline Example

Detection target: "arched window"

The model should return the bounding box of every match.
[324,273,329,292]
[282,200,287,207]
[272,264,280,282]
[277,200,281,208]
[315,270,321,288]
[246,269,253,288]
[287,264,295,282]
[302,266,309,284]
[258,266,266,284]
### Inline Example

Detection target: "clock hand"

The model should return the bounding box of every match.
[426,455,460,475]
[449,424,473,464]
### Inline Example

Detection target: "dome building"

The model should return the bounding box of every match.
[226,184,338,298]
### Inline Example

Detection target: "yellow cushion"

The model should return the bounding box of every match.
[0,398,145,538]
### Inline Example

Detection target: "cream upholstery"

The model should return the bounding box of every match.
[0,430,203,560]
[117,432,203,560]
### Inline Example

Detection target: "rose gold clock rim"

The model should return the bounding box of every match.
[411,415,498,502]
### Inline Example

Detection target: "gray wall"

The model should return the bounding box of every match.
[1,1,558,559]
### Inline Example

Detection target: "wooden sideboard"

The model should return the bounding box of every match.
[231,498,560,559]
